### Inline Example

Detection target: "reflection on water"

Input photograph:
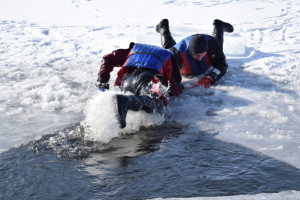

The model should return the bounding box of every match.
[1,122,300,200]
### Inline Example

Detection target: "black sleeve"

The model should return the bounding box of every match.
[98,47,132,83]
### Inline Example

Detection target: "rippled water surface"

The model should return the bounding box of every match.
[1,123,300,200]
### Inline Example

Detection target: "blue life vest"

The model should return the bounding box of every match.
[173,34,210,75]
[124,43,173,72]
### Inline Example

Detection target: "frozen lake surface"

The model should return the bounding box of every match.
[1,0,300,199]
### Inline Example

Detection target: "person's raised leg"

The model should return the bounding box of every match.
[115,94,162,128]
[212,19,234,55]
[156,19,176,49]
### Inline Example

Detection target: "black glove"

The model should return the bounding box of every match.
[96,82,109,92]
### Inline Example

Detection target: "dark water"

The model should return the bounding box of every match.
[1,123,300,200]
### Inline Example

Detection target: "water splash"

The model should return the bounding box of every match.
[81,91,166,144]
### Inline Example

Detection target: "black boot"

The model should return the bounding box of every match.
[213,19,234,33]
[132,96,164,115]
[212,19,234,56]
[116,95,143,128]
[115,94,163,128]
[156,19,176,49]
[156,19,170,34]
[213,23,224,48]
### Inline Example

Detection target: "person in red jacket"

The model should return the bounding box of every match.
[97,42,183,128]
[156,19,234,88]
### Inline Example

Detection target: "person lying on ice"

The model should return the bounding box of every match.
[96,42,183,128]
[156,19,234,88]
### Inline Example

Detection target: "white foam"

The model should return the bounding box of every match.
[81,92,121,143]
[81,91,165,143]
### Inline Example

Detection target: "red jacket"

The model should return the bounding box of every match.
[98,44,182,96]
